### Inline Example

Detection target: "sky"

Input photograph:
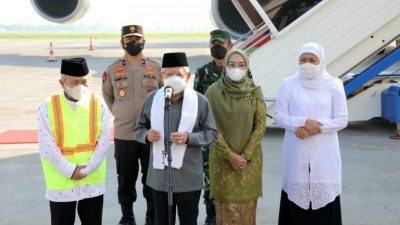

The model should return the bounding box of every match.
[0,0,215,32]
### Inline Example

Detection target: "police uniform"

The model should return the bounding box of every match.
[194,30,253,225]
[102,25,161,225]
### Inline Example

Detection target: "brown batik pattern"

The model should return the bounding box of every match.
[215,200,257,225]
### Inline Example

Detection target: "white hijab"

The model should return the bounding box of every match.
[295,42,337,89]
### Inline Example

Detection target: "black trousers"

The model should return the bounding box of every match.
[278,190,342,225]
[49,195,103,225]
[152,189,201,225]
[114,139,153,206]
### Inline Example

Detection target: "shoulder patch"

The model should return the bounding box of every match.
[197,63,209,80]
[102,70,108,83]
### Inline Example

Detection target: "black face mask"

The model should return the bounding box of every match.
[124,41,144,56]
[210,45,227,60]
[214,66,223,75]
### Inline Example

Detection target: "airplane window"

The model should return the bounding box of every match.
[257,0,322,31]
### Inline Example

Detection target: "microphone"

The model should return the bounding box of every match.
[164,86,173,100]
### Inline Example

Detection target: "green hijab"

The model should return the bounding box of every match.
[205,49,264,153]
[220,49,263,100]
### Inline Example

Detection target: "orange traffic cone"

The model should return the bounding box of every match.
[47,42,57,62]
[89,36,94,50]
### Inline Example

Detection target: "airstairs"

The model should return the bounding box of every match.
[232,0,400,124]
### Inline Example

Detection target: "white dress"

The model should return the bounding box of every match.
[275,76,348,210]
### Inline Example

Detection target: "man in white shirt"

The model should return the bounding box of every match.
[38,58,110,225]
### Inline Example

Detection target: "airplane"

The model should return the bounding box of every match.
[30,0,400,136]
[30,0,259,38]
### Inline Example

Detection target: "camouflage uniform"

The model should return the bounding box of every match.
[194,61,224,95]
[195,62,253,94]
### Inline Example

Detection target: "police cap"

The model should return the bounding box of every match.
[121,25,144,38]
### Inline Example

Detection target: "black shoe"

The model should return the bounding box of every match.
[144,200,156,225]
[144,218,156,225]
[204,215,216,225]
[204,201,216,225]
[118,216,136,225]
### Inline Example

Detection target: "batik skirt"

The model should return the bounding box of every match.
[215,199,257,225]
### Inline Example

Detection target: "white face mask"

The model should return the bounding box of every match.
[65,84,88,101]
[163,75,186,94]
[226,68,246,81]
[299,63,320,80]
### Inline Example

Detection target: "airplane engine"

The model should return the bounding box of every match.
[30,0,90,23]
[210,0,250,39]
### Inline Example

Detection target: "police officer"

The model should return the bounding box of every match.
[194,30,252,225]
[102,25,161,225]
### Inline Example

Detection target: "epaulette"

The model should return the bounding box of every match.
[110,57,124,66]
[144,57,162,67]
[107,58,126,70]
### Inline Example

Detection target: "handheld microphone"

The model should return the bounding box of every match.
[164,86,173,100]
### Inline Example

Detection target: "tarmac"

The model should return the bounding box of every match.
[0,38,399,225]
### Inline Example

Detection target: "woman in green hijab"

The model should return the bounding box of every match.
[205,49,266,225]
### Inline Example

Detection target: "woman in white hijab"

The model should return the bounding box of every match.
[275,42,348,225]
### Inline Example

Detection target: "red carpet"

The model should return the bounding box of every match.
[0,129,115,144]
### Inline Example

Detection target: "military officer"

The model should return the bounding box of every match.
[194,29,252,225]
[102,25,162,225]
[194,29,253,94]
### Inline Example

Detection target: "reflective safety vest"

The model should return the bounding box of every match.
[41,93,106,190]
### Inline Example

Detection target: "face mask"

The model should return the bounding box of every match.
[124,41,144,56]
[65,84,88,101]
[210,45,227,60]
[163,75,186,94]
[214,66,223,75]
[299,63,320,80]
[226,68,246,81]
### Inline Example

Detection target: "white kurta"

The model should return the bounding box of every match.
[38,93,110,202]
[275,76,348,210]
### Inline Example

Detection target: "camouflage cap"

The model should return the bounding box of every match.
[210,29,231,43]
[121,25,144,38]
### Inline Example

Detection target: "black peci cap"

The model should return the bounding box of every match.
[61,58,89,77]
[161,52,189,68]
